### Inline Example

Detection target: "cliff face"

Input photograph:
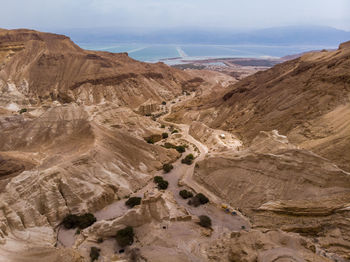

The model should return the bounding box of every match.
[0,29,199,109]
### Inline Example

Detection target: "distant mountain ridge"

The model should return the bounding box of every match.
[55,25,350,46]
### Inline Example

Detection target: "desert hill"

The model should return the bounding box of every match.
[0,28,199,109]
[169,41,350,172]
[166,41,350,260]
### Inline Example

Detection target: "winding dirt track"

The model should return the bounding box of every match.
[57,93,249,247]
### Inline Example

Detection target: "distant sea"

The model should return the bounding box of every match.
[78,43,336,64]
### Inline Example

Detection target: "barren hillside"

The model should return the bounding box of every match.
[0,29,199,109]
[169,41,350,171]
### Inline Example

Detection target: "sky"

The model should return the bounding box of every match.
[1,0,350,31]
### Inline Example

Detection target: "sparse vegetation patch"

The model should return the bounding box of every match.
[162,163,173,173]
[153,176,169,190]
[19,108,27,114]
[188,193,209,207]
[144,134,162,144]
[62,213,97,229]
[154,176,164,183]
[116,226,134,247]
[198,215,212,228]
[125,197,142,208]
[182,154,194,165]
[179,189,193,199]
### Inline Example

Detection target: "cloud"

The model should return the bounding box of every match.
[0,0,349,30]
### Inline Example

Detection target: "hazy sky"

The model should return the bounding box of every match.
[1,0,349,31]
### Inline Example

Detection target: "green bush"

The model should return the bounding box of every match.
[157,180,169,190]
[162,101,166,105]
[179,190,193,199]
[153,175,169,190]
[187,193,209,207]
[19,108,27,114]
[97,237,104,243]
[116,226,134,247]
[144,134,162,144]
[145,137,154,144]
[90,247,100,262]
[162,163,173,173]
[162,133,168,139]
[78,213,97,229]
[175,146,186,153]
[161,124,166,128]
[196,193,209,205]
[185,154,194,160]
[171,130,179,134]
[154,176,164,183]
[62,213,97,229]
[182,154,195,165]
[198,215,212,228]
[125,197,142,208]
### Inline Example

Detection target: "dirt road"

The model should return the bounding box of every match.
[57,93,250,247]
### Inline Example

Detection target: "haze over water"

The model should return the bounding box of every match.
[79,43,337,63]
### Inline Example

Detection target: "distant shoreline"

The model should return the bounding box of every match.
[78,43,334,64]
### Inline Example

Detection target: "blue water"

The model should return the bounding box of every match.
[79,43,336,64]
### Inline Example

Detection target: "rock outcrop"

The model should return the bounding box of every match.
[193,131,350,259]
[206,229,333,262]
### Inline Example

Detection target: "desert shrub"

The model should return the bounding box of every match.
[90,247,100,262]
[157,180,169,190]
[171,130,179,134]
[161,124,165,128]
[182,154,194,165]
[62,214,80,229]
[144,134,162,144]
[188,193,209,207]
[163,143,186,153]
[198,215,212,228]
[179,190,193,199]
[153,176,169,190]
[125,197,142,208]
[185,154,194,160]
[162,133,168,139]
[175,145,186,153]
[162,101,166,105]
[19,108,27,114]
[154,176,164,183]
[62,213,96,229]
[78,213,97,229]
[145,137,154,144]
[97,237,104,243]
[116,226,134,247]
[162,163,173,173]
[196,193,209,205]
